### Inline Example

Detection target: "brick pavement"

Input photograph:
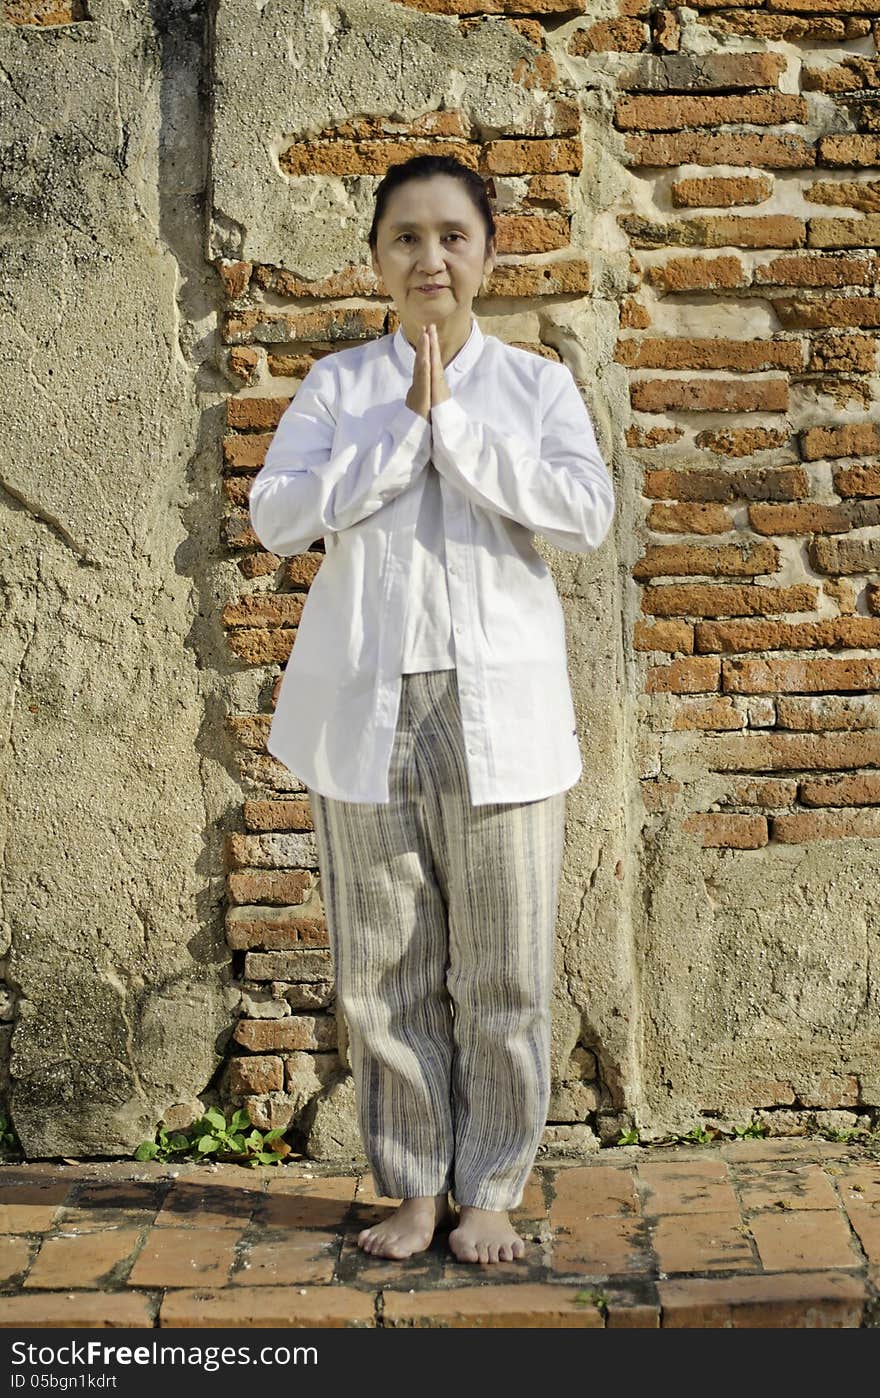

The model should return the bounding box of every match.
[0,1137,878,1328]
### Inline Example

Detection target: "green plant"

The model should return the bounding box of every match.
[0,1112,20,1156]
[136,1107,291,1169]
[616,1127,640,1146]
[820,1125,865,1143]
[573,1287,608,1314]
[679,1124,713,1145]
[732,1118,769,1139]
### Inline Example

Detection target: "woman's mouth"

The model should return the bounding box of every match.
[416,285,448,295]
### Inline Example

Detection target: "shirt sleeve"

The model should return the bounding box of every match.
[428,363,615,554]
[248,360,432,557]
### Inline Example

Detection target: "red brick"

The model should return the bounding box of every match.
[723,656,880,694]
[233,1016,336,1052]
[127,1227,240,1288]
[645,657,720,693]
[226,629,295,665]
[647,502,733,534]
[385,1283,605,1327]
[749,501,855,533]
[658,1271,866,1327]
[654,1211,756,1272]
[227,869,313,907]
[617,337,801,371]
[671,175,773,209]
[623,214,805,250]
[803,58,880,94]
[551,1165,640,1222]
[568,17,647,52]
[631,379,788,413]
[551,1217,653,1276]
[25,1229,142,1290]
[667,696,743,731]
[756,254,880,288]
[819,136,880,167]
[226,904,328,950]
[159,1284,374,1327]
[231,1232,336,1286]
[681,813,768,848]
[808,333,877,373]
[223,595,303,629]
[801,422,880,460]
[641,583,818,617]
[696,617,880,653]
[0,1292,156,1327]
[224,305,385,347]
[751,1210,862,1271]
[653,8,681,51]
[767,0,877,11]
[633,619,695,653]
[626,424,682,447]
[227,397,290,431]
[729,777,798,807]
[834,463,880,496]
[494,211,571,253]
[646,255,747,293]
[809,216,880,249]
[616,93,806,132]
[800,773,880,805]
[626,132,815,169]
[777,297,880,330]
[216,260,252,299]
[483,138,582,175]
[809,536,880,574]
[0,1182,69,1233]
[773,809,880,841]
[778,695,880,731]
[488,258,592,297]
[707,11,869,41]
[620,51,787,90]
[244,798,314,832]
[695,426,791,456]
[806,181,880,215]
[643,468,808,504]
[673,731,880,772]
[633,541,778,579]
[254,262,380,300]
[227,1056,285,1095]
[619,297,651,328]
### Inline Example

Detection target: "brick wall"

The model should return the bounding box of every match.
[216,1,880,1144]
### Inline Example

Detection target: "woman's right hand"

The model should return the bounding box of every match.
[405,325,431,420]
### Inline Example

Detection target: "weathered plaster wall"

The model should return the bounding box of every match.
[0,1,240,1154]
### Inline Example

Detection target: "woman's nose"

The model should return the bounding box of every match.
[416,243,445,270]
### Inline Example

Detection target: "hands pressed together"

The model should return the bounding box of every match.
[405,322,451,421]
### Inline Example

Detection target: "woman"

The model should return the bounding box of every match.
[248,153,615,1263]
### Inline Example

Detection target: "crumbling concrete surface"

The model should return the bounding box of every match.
[0,2,240,1154]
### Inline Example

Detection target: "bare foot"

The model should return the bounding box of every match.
[357,1191,455,1259]
[448,1205,526,1264]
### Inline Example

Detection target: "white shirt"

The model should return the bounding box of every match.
[248,316,615,805]
[401,459,456,672]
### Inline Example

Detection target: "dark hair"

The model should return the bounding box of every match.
[368,154,496,253]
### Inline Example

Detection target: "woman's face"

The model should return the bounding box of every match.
[370,174,495,332]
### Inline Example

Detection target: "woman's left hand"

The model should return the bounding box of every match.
[428,322,451,409]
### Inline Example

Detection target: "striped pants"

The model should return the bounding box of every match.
[306,668,567,1211]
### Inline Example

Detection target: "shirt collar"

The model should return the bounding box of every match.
[391,316,484,380]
